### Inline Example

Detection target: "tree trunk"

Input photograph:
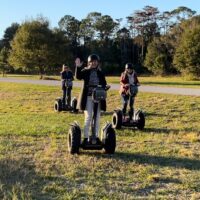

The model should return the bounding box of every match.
[2,70,5,77]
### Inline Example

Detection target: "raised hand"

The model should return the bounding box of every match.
[75,58,83,67]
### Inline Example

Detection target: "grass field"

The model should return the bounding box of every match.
[4,74,200,88]
[0,82,200,199]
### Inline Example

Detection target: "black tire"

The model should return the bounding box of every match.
[104,127,116,154]
[137,111,145,130]
[71,97,78,113]
[112,110,122,129]
[54,99,62,112]
[68,124,81,154]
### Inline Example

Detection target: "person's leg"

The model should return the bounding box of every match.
[95,103,101,138]
[121,95,128,117]
[66,87,71,107]
[128,96,135,119]
[83,96,93,139]
[62,87,67,107]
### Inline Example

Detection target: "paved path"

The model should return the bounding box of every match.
[0,77,200,96]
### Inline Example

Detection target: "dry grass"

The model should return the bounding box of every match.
[0,82,200,199]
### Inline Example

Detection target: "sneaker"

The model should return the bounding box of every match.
[82,138,89,146]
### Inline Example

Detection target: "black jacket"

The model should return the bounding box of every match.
[75,65,107,111]
[61,70,74,89]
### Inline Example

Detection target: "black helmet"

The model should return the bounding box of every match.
[88,54,100,62]
[125,63,133,70]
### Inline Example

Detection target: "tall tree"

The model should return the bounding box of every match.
[0,40,3,50]
[51,28,74,72]
[1,23,20,49]
[58,15,80,55]
[144,36,175,75]
[94,15,118,40]
[173,25,200,79]
[9,18,57,78]
[116,28,131,65]
[80,12,102,41]
[127,6,160,62]
[78,12,119,63]
[0,47,9,76]
[80,12,118,41]
[159,11,173,35]
[170,6,196,22]
[79,18,95,45]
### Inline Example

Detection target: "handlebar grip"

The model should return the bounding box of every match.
[87,85,110,91]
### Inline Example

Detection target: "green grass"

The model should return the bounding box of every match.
[0,82,200,199]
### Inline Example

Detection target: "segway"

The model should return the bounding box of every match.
[54,96,78,113]
[112,109,145,130]
[68,85,116,154]
[112,84,145,130]
[54,79,78,113]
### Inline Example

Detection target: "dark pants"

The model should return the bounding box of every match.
[121,94,135,119]
[62,87,72,107]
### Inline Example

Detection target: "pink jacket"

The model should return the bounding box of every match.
[119,71,139,95]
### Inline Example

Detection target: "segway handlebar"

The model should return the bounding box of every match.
[129,83,140,87]
[87,85,111,91]
[61,78,73,81]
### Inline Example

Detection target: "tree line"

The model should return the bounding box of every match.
[0,6,200,79]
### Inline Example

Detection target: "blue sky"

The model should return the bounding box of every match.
[1,0,200,39]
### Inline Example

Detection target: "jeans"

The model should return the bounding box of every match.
[84,96,101,138]
[62,87,72,107]
[121,94,135,118]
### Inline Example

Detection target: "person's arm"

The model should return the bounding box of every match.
[61,71,66,81]
[101,71,107,88]
[120,73,124,85]
[134,73,140,85]
[70,71,74,81]
[120,72,128,86]
[75,58,84,80]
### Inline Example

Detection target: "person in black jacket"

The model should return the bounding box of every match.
[75,54,107,145]
[61,64,74,108]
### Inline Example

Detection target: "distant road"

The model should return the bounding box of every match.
[0,77,200,96]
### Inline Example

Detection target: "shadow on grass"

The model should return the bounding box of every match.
[82,151,200,171]
[134,176,182,197]
[144,112,168,117]
[114,152,200,171]
[0,158,66,199]
[144,127,200,135]
[101,111,115,116]
[116,127,180,134]
[143,127,180,134]
[102,111,168,118]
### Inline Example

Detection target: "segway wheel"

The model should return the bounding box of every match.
[54,99,62,112]
[112,110,122,129]
[68,124,81,154]
[104,125,116,154]
[71,97,78,113]
[137,111,145,130]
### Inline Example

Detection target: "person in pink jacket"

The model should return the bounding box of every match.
[119,63,140,120]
